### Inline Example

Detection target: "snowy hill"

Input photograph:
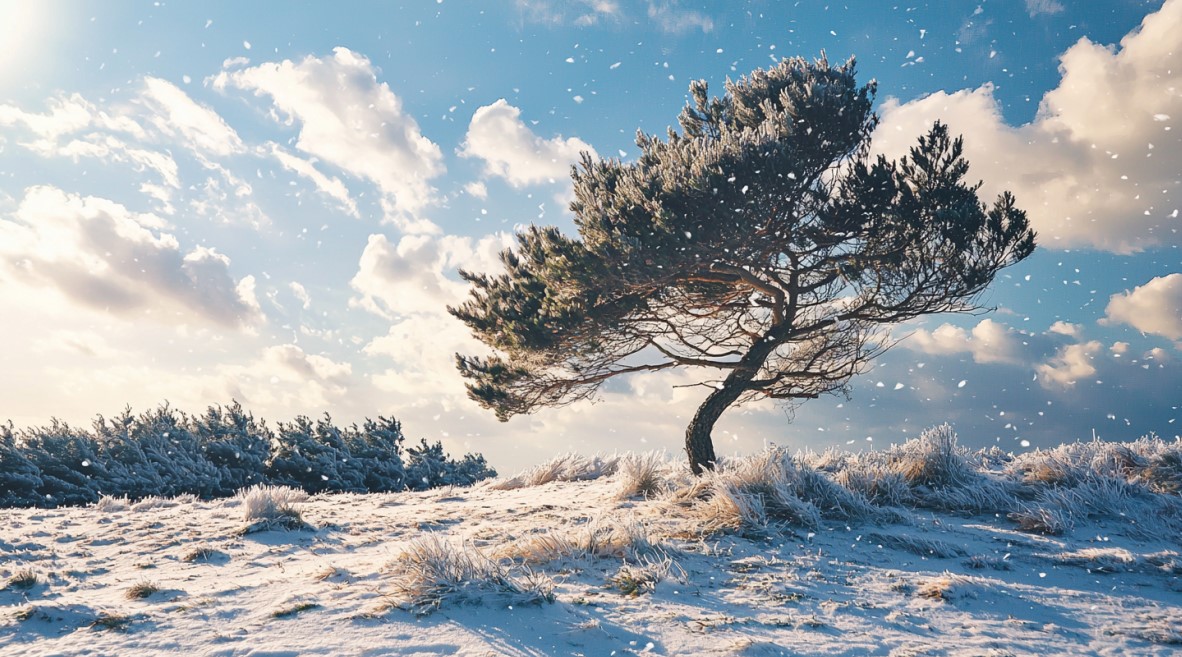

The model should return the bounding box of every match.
[3,428,1181,656]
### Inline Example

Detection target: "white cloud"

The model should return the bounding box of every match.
[513,0,621,26]
[1048,321,1081,338]
[1103,273,1182,340]
[461,99,596,188]
[350,232,514,319]
[267,142,357,217]
[646,1,713,34]
[212,47,444,233]
[873,0,1182,253]
[1025,0,1065,17]
[289,281,312,310]
[905,318,1027,365]
[0,186,262,329]
[139,77,244,157]
[1036,340,1102,387]
[464,181,489,200]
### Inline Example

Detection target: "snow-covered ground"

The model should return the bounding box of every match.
[3,434,1182,656]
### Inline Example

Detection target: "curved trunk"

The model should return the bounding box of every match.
[684,335,781,475]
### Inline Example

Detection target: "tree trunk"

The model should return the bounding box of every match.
[684,335,781,475]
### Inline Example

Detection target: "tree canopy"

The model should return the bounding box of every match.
[450,55,1035,474]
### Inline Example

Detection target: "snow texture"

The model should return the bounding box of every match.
[2,427,1181,655]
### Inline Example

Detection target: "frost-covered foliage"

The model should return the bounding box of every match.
[385,535,554,615]
[679,446,884,535]
[404,438,495,491]
[662,427,1182,540]
[486,452,622,490]
[0,402,496,508]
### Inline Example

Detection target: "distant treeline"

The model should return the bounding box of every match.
[0,402,495,507]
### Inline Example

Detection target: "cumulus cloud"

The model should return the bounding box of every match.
[1103,273,1182,340]
[0,186,262,328]
[212,48,444,233]
[904,318,1029,365]
[461,99,596,187]
[1037,340,1102,387]
[872,0,1182,253]
[350,232,514,318]
[1048,321,1081,337]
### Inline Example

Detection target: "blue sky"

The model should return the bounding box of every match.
[0,0,1178,472]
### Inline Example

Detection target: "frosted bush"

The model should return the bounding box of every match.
[386,535,553,615]
[887,425,1017,513]
[236,484,309,532]
[615,451,670,499]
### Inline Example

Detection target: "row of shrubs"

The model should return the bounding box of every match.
[0,402,495,507]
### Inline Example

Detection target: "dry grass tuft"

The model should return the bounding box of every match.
[4,569,39,591]
[914,574,980,602]
[125,580,160,600]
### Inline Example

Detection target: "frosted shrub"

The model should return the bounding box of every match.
[386,535,554,615]
[615,451,670,499]
[888,425,1017,513]
[236,484,309,532]
[685,447,882,535]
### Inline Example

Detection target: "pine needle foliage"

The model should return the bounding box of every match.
[451,55,1035,474]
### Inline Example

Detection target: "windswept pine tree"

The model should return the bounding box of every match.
[451,55,1036,474]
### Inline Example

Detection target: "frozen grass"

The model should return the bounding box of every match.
[678,446,887,536]
[95,495,130,513]
[486,452,622,490]
[181,546,223,563]
[913,574,983,602]
[669,429,1182,542]
[607,555,680,597]
[130,496,177,512]
[615,451,672,500]
[865,532,966,559]
[235,485,310,533]
[4,569,39,591]
[1050,547,1136,573]
[271,601,320,619]
[385,534,555,615]
[493,515,666,566]
[124,580,160,600]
